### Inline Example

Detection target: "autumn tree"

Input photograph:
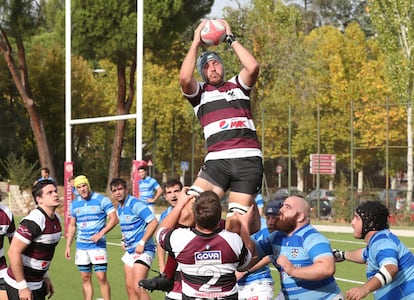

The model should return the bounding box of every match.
[70,0,213,188]
[369,0,414,211]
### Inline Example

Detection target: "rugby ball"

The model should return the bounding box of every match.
[200,20,226,46]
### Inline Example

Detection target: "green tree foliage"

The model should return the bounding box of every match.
[368,0,414,210]
[287,0,374,36]
[0,153,38,189]
[70,0,215,189]
[141,56,205,178]
[0,0,56,179]
[332,173,356,222]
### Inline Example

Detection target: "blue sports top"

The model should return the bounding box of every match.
[238,217,273,285]
[118,194,156,254]
[363,229,414,300]
[138,176,160,205]
[255,193,264,209]
[256,224,342,299]
[70,191,115,250]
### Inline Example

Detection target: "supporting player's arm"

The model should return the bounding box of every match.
[65,217,77,259]
[333,248,365,264]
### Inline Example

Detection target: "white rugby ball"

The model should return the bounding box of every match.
[200,20,226,46]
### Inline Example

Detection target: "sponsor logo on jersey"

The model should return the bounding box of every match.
[219,118,247,130]
[194,250,222,264]
[291,248,299,258]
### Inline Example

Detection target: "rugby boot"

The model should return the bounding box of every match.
[138,273,174,292]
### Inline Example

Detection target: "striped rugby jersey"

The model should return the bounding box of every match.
[5,207,61,290]
[183,75,262,161]
[364,230,414,299]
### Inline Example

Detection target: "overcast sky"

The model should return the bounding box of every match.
[208,0,251,18]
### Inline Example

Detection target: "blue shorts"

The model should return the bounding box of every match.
[198,157,263,194]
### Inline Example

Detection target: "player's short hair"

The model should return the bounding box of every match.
[32,179,56,204]
[164,179,183,192]
[109,178,127,189]
[40,167,50,174]
[356,201,389,238]
[193,191,222,230]
[138,165,148,172]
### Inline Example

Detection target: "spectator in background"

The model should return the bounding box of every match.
[5,180,61,300]
[137,166,163,214]
[65,175,118,300]
[69,175,79,200]
[333,201,414,300]
[110,178,158,300]
[0,194,15,300]
[34,168,55,185]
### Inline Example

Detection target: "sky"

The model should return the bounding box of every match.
[208,0,251,18]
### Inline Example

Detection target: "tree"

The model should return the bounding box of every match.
[0,1,56,179]
[288,0,374,35]
[369,0,414,211]
[70,0,214,189]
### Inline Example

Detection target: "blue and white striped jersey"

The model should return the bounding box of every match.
[71,191,115,250]
[363,229,414,300]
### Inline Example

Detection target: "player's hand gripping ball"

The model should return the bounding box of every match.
[200,20,226,46]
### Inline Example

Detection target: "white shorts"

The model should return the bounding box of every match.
[237,280,274,300]
[121,251,153,268]
[75,248,108,265]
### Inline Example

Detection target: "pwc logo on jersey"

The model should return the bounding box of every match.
[219,118,248,130]
[194,250,222,265]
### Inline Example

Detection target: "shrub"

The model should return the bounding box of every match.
[0,153,38,190]
[333,173,358,223]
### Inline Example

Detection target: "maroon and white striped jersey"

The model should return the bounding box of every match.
[184,75,262,161]
[157,226,251,299]
[5,207,61,290]
[0,204,15,275]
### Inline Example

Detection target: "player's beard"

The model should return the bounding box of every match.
[276,212,299,234]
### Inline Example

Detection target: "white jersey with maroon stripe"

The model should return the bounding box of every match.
[183,74,262,161]
[157,226,251,299]
[5,207,62,290]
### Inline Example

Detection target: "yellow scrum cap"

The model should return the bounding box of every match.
[74,175,90,189]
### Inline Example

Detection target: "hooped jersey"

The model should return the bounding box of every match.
[5,207,61,290]
[256,224,342,299]
[117,194,156,254]
[363,230,414,300]
[71,191,115,249]
[183,74,262,161]
[157,226,251,299]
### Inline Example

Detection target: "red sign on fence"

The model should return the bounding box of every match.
[310,154,336,175]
